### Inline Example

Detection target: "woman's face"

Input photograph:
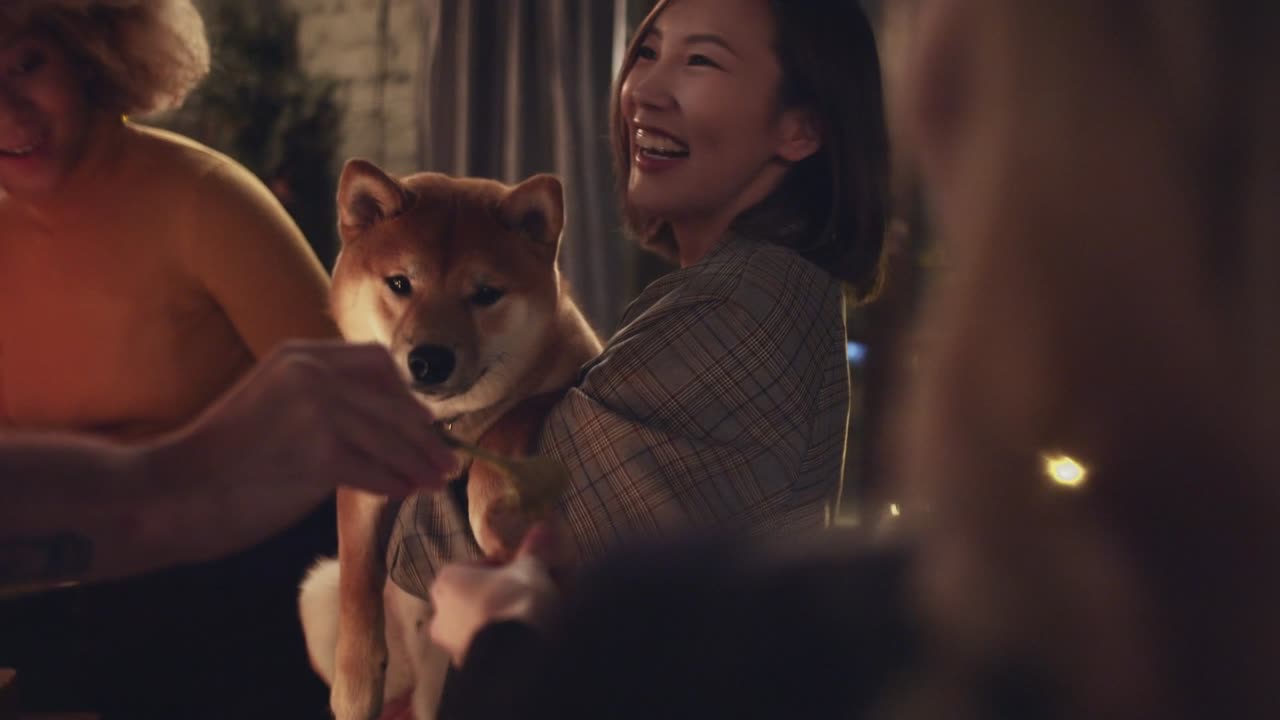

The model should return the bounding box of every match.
[0,29,96,196]
[620,0,817,233]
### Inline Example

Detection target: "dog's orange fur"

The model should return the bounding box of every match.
[305,160,600,720]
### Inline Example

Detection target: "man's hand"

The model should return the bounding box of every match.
[139,340,460,574]
[173,339,459,497]
[1,340,460,587]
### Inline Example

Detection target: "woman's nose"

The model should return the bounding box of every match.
[624,63,676,112]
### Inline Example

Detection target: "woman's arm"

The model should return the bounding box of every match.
[386,247,846,598]
[0,341,457,590]
[543,287,837,556]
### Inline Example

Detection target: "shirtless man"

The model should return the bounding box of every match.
[0,2,335,439]
[0,4,455,714]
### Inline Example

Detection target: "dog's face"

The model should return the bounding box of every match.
[330,160,565,419]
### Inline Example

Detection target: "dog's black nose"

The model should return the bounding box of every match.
[407,344,455,385]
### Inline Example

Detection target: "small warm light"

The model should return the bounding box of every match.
[889,503,901,517]
[1044,454,1088,488]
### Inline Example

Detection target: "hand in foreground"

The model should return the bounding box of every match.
[139,340,460,569]
[427,523,566,667]
[0,340,461,586]
[172,339,459,498]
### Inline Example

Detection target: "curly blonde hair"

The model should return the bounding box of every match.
[0,0,209,116]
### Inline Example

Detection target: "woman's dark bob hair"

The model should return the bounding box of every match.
[610,0,890,300]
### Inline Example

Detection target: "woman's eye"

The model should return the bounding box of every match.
[385,275,412,296]
[470,285,505,307]
[688,54,720,69]
[636,45,657,61]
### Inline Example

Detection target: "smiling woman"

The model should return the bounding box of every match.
[615,0,889,295]
[390,0,891,630]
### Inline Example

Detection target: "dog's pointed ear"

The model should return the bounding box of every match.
[498,174,564,259]
[337,159,412,235]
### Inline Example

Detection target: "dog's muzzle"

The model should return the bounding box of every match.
[408,344,456,386]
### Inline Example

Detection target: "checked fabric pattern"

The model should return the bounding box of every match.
[387,232,851,599]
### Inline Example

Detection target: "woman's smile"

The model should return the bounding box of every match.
[632,124,690,173]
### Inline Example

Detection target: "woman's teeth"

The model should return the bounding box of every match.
[635,128,689,158]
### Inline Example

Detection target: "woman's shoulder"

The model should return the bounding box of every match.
[592,236,843,391]
[722,234,838,309]
[628,234,840,327]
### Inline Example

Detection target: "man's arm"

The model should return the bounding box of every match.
[0,341,459,592]
[0,434,161,589]
[0,430,283,588]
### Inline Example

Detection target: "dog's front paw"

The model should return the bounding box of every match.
[466,489,514,560]
[330,653,387,720]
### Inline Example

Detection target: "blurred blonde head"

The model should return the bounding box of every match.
[890,1,1280,717]
[0,0,209,116]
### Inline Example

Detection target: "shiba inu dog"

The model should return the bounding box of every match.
[299,159,602,720]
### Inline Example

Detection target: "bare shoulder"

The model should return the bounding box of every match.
[122,123,282,221]
[119,125,319,295]
[123,123,238,177]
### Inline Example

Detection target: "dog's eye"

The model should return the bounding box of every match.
[470,285,505,307]
[385,275,413,296]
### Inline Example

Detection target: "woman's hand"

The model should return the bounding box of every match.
[427,524,565,666]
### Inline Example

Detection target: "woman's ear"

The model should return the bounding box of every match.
[777,107,823,163]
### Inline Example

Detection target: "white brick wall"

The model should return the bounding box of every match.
[285,0,425,176]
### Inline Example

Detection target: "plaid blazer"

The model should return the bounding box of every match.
[387,232,850,599]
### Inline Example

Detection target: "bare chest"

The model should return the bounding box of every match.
[0,214,248,436]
